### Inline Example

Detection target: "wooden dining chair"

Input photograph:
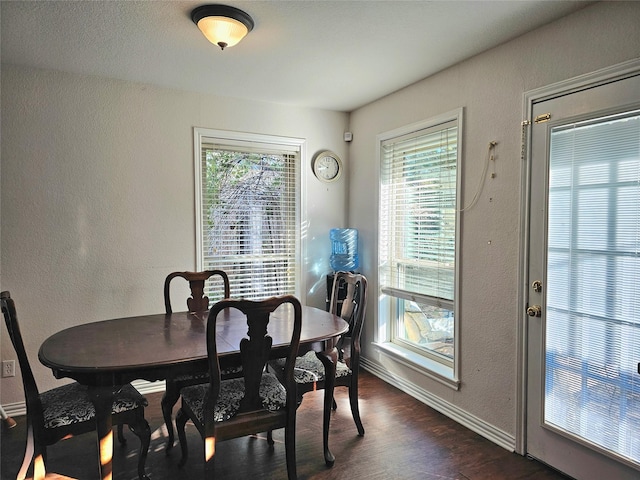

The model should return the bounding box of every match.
[175,295,302,479]
[0,291,151,480]
[268,271,367,466]
[162,270,235,452]
[163,270,231,315]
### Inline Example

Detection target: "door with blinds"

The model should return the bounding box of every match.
[525,72,640,479]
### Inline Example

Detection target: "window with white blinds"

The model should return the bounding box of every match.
[194,129,302,301]
[544,110,640,463]
[378,110,462,367]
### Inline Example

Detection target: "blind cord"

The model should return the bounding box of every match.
[458,141,497,212]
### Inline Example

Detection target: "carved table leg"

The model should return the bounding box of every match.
[162,380,180,453]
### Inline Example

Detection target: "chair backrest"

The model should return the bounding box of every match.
[164,270,231,314]
[328,272,367,360]
[1,291,44,427]
[206,295,302,415]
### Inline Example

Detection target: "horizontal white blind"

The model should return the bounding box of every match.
[200,142,299,300]
[379,120,458,301]
[545,110,640,464]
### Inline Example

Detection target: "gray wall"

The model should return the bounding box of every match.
[349,1,640,446]
[0,67,349,405]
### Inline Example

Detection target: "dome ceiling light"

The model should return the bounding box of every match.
[191,4,254,50]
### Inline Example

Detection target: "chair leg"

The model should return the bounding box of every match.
[162,381,180,453]
[204,444,215,478]
[17,423,35,480]
[127,411,151,480]
[317,350,337,467]
[32,445,47,480]
[175,408,189,468]
[117,424,126,444]
[322,387,336,466]
[267,429,274,445]
[284,417,297,480]
[349,375,365,436]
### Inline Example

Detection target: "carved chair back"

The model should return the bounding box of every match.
[164,270,230,314]
[175,295,302,478]
[206,295,302,420]
[329,271,368,365]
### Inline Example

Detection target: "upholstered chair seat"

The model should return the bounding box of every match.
[41,383,147,429]
[180,373,287,424]
[271,351,351,385]
[172,364,242,383]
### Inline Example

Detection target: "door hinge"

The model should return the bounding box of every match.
[520,120,531,161]
[534,113,551,124]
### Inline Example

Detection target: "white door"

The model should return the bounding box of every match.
[526,72,640,480]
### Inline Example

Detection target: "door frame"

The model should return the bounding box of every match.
[516,58,640,456]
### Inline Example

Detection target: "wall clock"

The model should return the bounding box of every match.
[312,150,342,182]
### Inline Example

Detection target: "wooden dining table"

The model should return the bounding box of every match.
[38,304,349,480]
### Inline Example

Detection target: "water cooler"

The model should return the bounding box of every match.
[326,228,358,312]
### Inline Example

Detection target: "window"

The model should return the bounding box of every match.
[194,128,304,300]
[377,109,462,381]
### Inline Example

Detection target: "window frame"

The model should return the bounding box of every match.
[375,108,463,389]
[194,127,306,300]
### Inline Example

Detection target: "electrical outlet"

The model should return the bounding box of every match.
[2,360,15,378]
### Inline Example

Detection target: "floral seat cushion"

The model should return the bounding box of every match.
[272,350,351,384]
[173,371,209,382]
[173,364,242,382]
[180,372,287,423]
[40,382,148,429]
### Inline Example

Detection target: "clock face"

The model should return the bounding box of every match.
[313,151,341,182]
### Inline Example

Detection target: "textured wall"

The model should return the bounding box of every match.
[0,68,348,404]
[348,1,640,437]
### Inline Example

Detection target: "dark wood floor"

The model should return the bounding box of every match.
[1,370,570,480]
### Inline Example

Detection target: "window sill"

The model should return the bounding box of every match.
[372,341,460,390]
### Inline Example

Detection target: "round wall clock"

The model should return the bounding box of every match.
[312,150,342,182]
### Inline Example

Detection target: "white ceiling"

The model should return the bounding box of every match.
[1,1,592,112]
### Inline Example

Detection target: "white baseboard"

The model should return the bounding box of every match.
[2,400,26,418]
[360,357,516,452]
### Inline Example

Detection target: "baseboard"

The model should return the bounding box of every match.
[2,400,26,418]
[360,357,516,452]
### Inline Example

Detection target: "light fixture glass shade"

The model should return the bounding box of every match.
[196,16,248,49]
[191,5,254,50]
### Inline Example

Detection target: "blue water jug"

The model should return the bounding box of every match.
[330,228,358,271]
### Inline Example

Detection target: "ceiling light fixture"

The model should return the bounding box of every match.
[191,4,254,51]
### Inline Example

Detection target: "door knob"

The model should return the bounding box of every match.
[527,305,542,317]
